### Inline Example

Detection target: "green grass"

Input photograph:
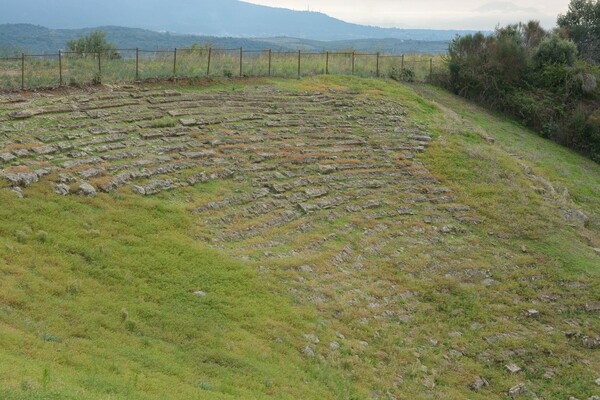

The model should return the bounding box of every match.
[0,76,599,399]
[0,184,356,399]
[0,53,440,90]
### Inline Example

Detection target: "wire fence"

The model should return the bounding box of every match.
[0,47,445,91]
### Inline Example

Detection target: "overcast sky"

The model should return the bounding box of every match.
[243,0,570,30]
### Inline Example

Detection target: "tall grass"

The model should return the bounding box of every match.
[0,48,443,90]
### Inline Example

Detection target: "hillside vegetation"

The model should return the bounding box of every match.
[0,76,599,399]
[439,1,600,163]
[0,24,449,56]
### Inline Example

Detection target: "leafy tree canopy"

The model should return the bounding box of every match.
[66,30,117,57]
[557,0,600,63]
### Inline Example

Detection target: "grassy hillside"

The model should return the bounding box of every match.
[0,24,448,55]
[0,24,281,54]
[0,76,598,399]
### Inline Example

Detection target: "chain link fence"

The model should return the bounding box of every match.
[0,48,443,91]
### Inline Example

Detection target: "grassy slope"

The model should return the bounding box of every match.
[0,76,599,399]
[0,184,354,399]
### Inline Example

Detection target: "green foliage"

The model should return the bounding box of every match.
[0,44,23,58]
[444,19,600,161]
[66,30,119,58]
[533,36,578,68]
[389,66,415,82]
[557,0,600,63]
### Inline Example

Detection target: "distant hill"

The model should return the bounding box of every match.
[0,0,477,41]
[0,24,279,54]
[0,24,450,55]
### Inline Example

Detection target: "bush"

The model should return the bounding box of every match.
[444,19,600,162]
[389,66,415,82]
[66,31,119,59]
[533,36,578,68]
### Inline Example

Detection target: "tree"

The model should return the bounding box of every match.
[557,0,600,63]
[533,36,578,68]
[66,31,119,58]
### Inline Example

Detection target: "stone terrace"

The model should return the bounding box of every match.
[0,86,477,263]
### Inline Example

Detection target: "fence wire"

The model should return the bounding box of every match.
[0,49,442,91]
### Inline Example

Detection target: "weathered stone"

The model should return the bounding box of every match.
[9,110,36,119]
[303,346,315,357]
[441,225,457,234]
[179,118,197,126]
[11,187,23,198]
[561,209,590,227]
[139,131,164,139]
[582,336,600,349]
[132,180,175,196]
[0,153,16,163]
[62,157,103,169]
[346,205,363,213]
[298,203,320,214]
[298,265,314,273]
[408,134,432,142]
[78,182,97,197]
[508,383,526,398]
[79,167,105,179]
[525,309,540,318]
[329,341,340,351]
[363,200,382,209]
[506,364,522,374]
[305,187,328,198]
[446,205,471,212]
[12,149,30,157]
[481,278,497,287]
[2,169,49,187]
[54,183,70,196]
[543,369,555,380]
[397,207,417,215]
[193,290,206,297]
[304,334,320,344]
[187,172,208,185]
[585,302,600,312]
[318,165,337,174]
[31,145,57,155]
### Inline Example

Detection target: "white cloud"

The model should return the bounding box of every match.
[243,0,570,30]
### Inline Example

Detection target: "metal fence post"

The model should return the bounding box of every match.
[376,52,380,78]
[352,51,355,75]
[59,51,63,86]
[239,47,243,77]
[173,48,177,77]
[297,50,301,78]
[97,52,101,83]
[207,47,212,76]
[430,58,433,81]
[21,53,25,90]
[135,48,139,81]
[268,49,272,77]
[325,52,329,75]
[401,54,404,72]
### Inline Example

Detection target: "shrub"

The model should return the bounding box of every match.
[66,31,119,59]
[389,66,415,82]
[533,36,578,68]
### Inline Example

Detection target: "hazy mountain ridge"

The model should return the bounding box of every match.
[0,0,478,41]
[0,24,450,55]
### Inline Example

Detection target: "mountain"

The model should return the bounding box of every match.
[0,24,450,55]
[0,0,477,41]
[0,24,280,54]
